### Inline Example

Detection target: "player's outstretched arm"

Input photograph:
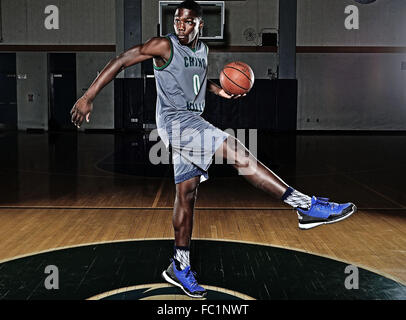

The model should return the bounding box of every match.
[70,37,171,128]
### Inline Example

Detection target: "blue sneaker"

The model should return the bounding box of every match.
[297,196,357,230]
[162,259,207,298]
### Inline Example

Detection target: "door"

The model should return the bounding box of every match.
[48,53,77,131]
[0,53,17,130]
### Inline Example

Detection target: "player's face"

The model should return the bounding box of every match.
[174,8,202,45]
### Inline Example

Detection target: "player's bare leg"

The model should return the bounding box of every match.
[162,175,207,298]
[173,176,200,248]
[215,135,289,199]
[215,135,356,230]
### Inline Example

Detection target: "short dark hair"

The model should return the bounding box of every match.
[176,0,203,18]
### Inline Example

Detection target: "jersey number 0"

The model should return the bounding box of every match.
[193,74,200,96]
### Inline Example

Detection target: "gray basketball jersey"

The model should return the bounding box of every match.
[154,33,209,147]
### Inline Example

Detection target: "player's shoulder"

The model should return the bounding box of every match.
[145,36,171,48]
[141,36,172,57]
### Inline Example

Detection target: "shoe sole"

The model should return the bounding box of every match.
[298,204,357,230]
[161,270,206,299]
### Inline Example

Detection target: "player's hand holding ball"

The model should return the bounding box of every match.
[219,61,255,99]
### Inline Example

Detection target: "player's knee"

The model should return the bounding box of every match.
[223,136,240,158]
[178,190,196,204]
[224,137,250,168]
[235,155,250,169]
[176,183,198,204]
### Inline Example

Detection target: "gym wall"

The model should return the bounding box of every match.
[16,52,48,130]
[298,0,406,46]
[1,0,115,44]
[296,0,406,130]
[0,0,405,131]
[0,0,116,130]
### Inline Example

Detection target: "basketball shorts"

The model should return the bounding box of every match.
[158,114,229,184]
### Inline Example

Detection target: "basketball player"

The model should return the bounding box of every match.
[70,0,356,298]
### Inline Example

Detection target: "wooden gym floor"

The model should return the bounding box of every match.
[0,131,405,293]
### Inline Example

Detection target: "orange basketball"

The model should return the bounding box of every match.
[219,61,255,95]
